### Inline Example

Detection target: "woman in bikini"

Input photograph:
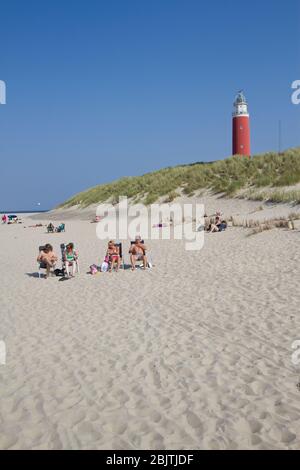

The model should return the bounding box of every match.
[106,240,120,272]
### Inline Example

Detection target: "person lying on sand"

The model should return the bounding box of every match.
[129,236,148,270]
[37,244,58,279]
[63,243,78,278]
[106,240,120,272]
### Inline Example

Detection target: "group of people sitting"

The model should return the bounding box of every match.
[2,214,21,224]
[205,212,228,233]
[47,222,65,233]
[37,236,149,279]
[104,236,148,272]
[37,242,78,279]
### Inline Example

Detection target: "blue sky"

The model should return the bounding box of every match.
[0,0,299,210]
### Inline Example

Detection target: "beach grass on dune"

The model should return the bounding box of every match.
[240,189,300,204]
[59,147,300,208]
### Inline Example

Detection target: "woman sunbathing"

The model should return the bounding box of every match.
[106,240,120,272]
[63,243,78,277]
[37,244,58,279]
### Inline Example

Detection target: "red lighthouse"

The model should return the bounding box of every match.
[232,91,251,156]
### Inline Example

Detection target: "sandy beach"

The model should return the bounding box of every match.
[1,197,300,450]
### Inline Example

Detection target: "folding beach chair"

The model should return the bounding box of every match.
[37,245,47,278]
[129,240,153,268]
[104,242,124,271]
[114,242,124,270]
[56,223,65,233]
[37,245,56,278]
[60,243,80,275]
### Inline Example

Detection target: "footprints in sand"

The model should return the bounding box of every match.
[185,411,203,433]
[1,226,300,449]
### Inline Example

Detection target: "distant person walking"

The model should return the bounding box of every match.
[2,214,7,224]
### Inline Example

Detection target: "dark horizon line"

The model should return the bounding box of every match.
[1,210,50,214]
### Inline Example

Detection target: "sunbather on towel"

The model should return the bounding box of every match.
[37,244,58,278]
[106,240,120,272]
[129,236,148,270]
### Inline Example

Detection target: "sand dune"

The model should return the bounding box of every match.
[0,198,300,449]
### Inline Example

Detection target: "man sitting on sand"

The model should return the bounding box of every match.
[129,236,148,271]
[37,244,58,278]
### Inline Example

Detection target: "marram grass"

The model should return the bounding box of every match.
[59,147,300,208]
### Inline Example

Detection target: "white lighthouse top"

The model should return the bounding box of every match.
[233,90,249,117]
